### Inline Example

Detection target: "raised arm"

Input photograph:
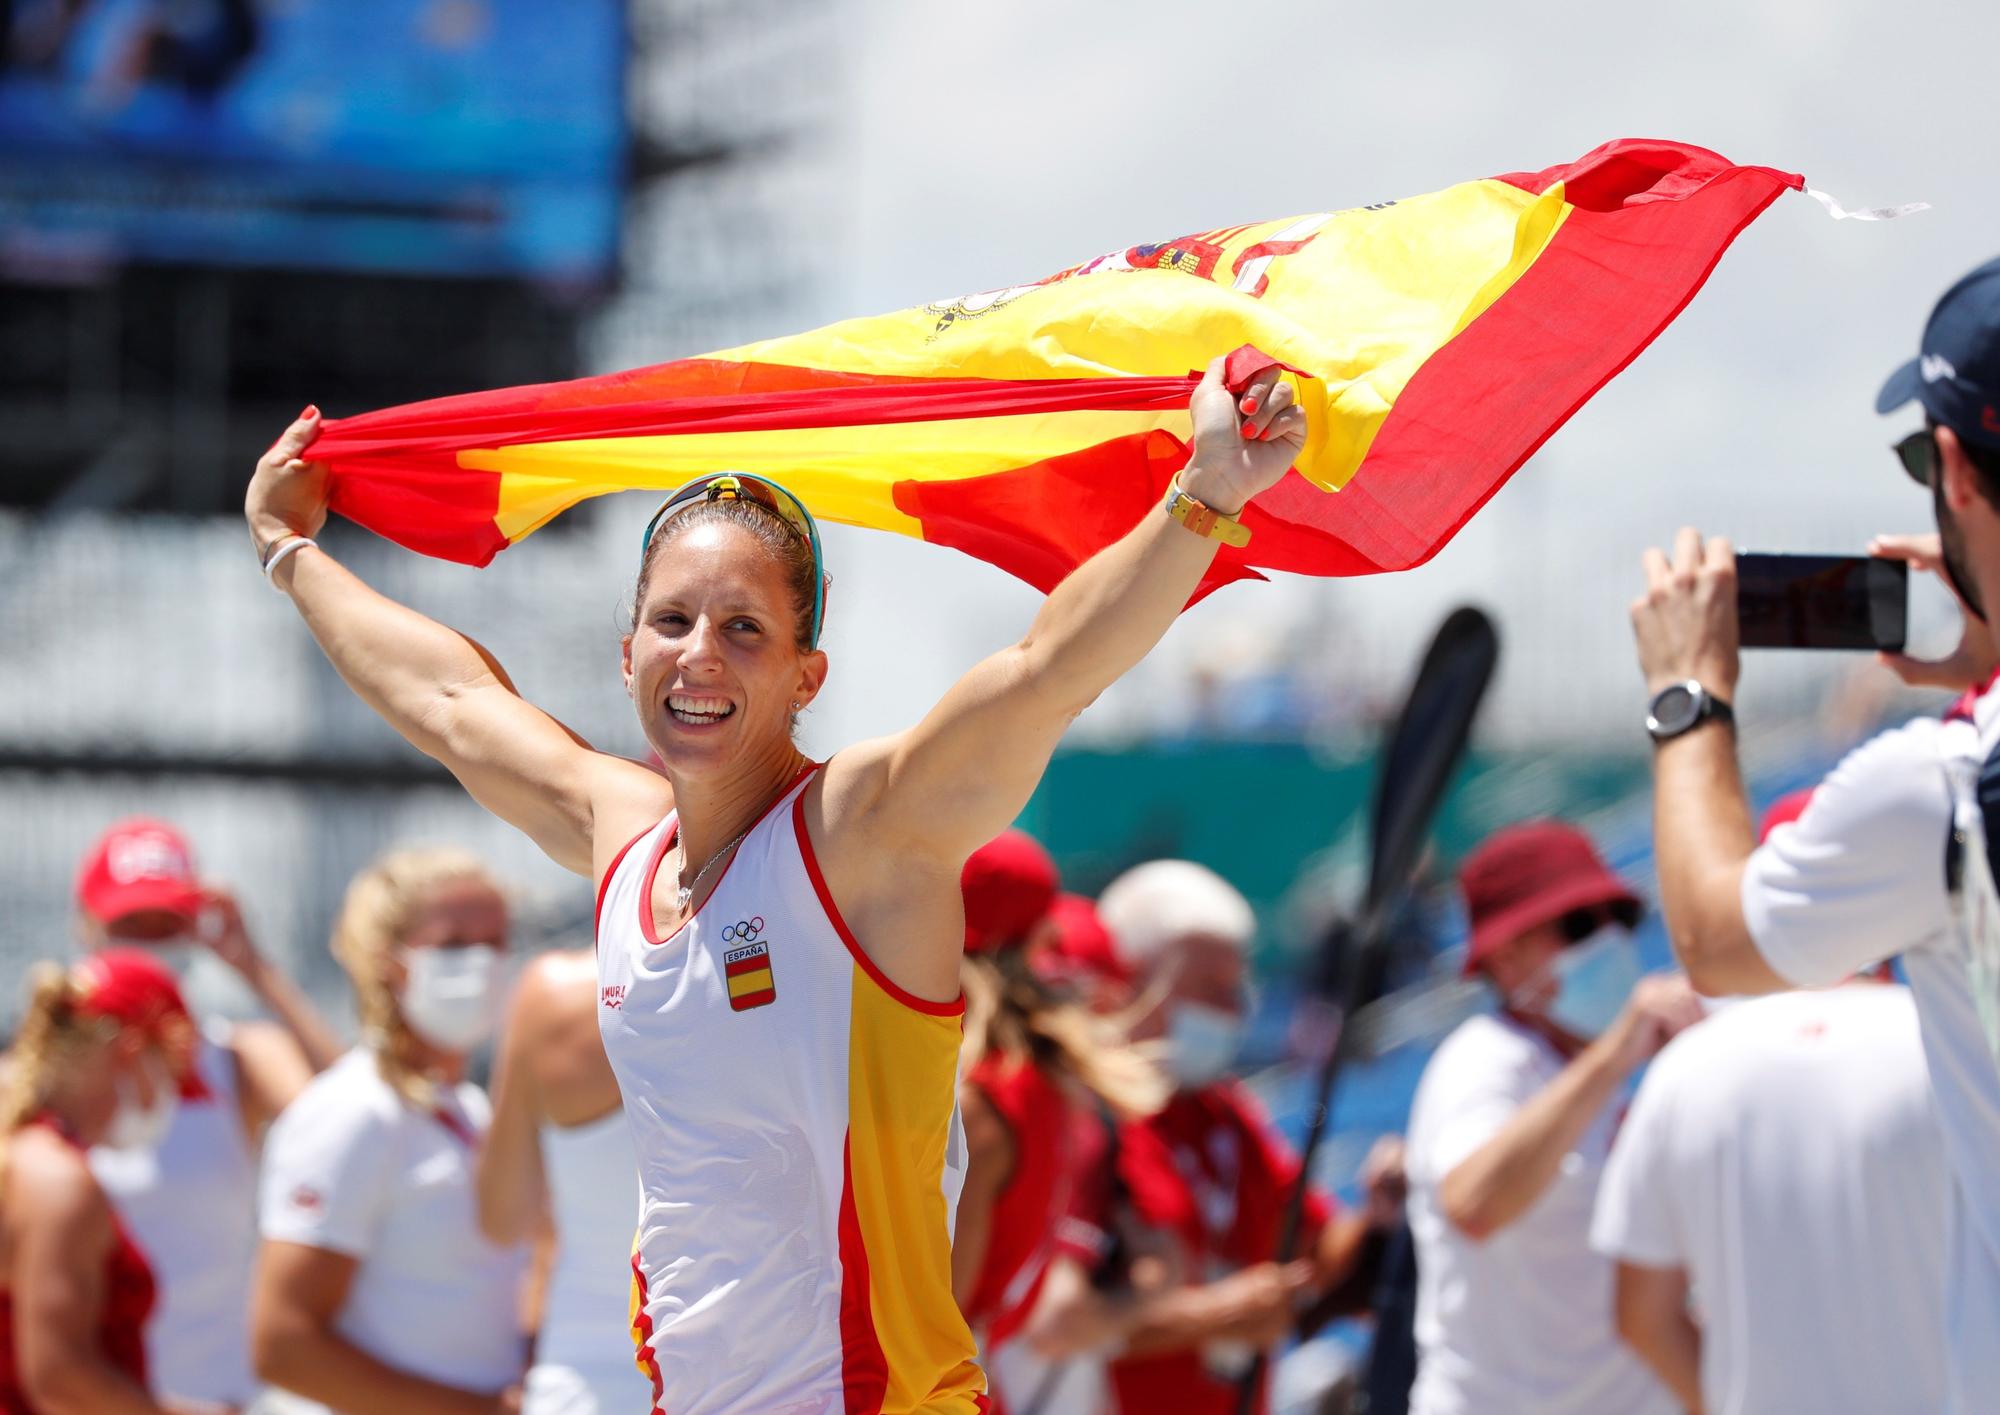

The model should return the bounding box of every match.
[830,358,1304,868]
[1630,530,1788,995]
[245,412,669,877]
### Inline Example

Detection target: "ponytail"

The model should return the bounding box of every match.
[0,964,115,1177]
[961,950,1166,1120]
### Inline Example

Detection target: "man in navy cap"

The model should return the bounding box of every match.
[1626,255,2000,1411]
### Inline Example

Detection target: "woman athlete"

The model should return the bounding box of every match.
[243,356,1305,1414]
[0,952,207,1415]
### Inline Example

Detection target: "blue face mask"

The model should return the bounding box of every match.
[1525,931,1641,1040]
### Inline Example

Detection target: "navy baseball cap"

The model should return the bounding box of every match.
[1877,255,2000,452]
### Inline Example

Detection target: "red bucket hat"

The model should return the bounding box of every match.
[962,830,1059,954]
[1459,820,1642,977]
[72,948,209,1099]
[75,818,204,933]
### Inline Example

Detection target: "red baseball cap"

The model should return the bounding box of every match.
[962,830,1059,954]
[1759,788,1816,844]
[75,819,204,934]
[1459,820,1642,977]
[72,949,209,1099]
[1039,892,1134,986]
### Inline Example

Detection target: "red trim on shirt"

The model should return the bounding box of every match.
[1945,666,2000,724]
[429,1101,479,1150]
[792,779,966,1017]
[629,1250,667,1414]
[593,825,651,940]
[836,1133,890,1413]
[638,765,818,946]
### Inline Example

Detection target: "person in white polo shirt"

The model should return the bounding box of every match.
[1591,790,1949,1415]
[251,847,528,1415]
[76,817,343,1410]
[1630,255,2000,1412]
[1405,820,1697,1415]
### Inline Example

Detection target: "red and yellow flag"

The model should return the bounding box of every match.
[312,139,1801,600]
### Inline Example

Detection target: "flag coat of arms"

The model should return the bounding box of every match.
[308,139,1802,599]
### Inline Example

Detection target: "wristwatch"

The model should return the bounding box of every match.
[1646,680,1735,743]
[1162,475,1253,547]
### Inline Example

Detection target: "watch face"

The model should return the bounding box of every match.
[1649,683,1700,736]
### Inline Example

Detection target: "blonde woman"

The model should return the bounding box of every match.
[951,830,1164,1370]
[245,355,1304,1411]
[250,849,527,1415]
[0,951,209,1414]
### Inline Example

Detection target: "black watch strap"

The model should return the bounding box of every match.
[1647,680,1735,743]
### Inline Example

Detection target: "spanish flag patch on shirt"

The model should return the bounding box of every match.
[722,920,776,1011]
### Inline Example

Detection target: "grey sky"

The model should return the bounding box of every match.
[776,0,2000,758]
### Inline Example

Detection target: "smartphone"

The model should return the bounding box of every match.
[1736,553,1907,652]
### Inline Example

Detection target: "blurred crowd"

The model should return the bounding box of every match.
[6,257,2000,1415]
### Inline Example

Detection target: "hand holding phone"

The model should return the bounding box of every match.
[1735,553,1907,652]
[1870,534,2000,691]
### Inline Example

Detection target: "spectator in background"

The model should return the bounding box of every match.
[1028,859,1395,1415]
[476,941,646,1415]
[951,831,1166,1408]
[77,818,341,1411]
[1629,255,2000,1412]
[0,951,207,1414]
[1404,821,1697,1415]
[250,848,527,1415]
[1591,790,1948,1415]
[1031,892,1138,1017]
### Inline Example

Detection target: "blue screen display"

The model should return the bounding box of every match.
[0,0,625,281]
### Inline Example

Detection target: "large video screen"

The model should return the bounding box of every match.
[0,0,624,282]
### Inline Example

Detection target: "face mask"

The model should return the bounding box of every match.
[1514,930,1641,1040]
[1935,469,1988,621]
[398,945,504,1052]
[102,1059,179,1152]
[1163,1002,1244,1088]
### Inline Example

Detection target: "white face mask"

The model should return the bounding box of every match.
[1163,1002,1245,1088]
[1515,930,1641,1040]
[398,945,504,1053]
[102,1059,179,1152]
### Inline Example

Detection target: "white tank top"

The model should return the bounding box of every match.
[91,1022,258,1404]
[595,765,985,1415]
[529,1106,649,1409]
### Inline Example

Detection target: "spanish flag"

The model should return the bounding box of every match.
[313,139,1800,599]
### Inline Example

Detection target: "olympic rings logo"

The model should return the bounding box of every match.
[721,917,766,944]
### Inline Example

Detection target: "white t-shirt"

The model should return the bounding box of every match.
[1591,984,1948,1414]
[1741,709,2000,1412]
[91,1023,258,1404]
[258,1050,528,1410]
[1404,1012,1675,1415]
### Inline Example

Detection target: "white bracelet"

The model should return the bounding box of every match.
[261,536,316,585]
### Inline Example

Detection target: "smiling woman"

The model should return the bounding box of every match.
[242,353,1308,1415]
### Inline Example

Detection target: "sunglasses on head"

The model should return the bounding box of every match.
[639,472,826,648]
[1894,429,1939,488]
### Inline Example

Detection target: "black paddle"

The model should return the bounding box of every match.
[1234,605,1500,1415]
